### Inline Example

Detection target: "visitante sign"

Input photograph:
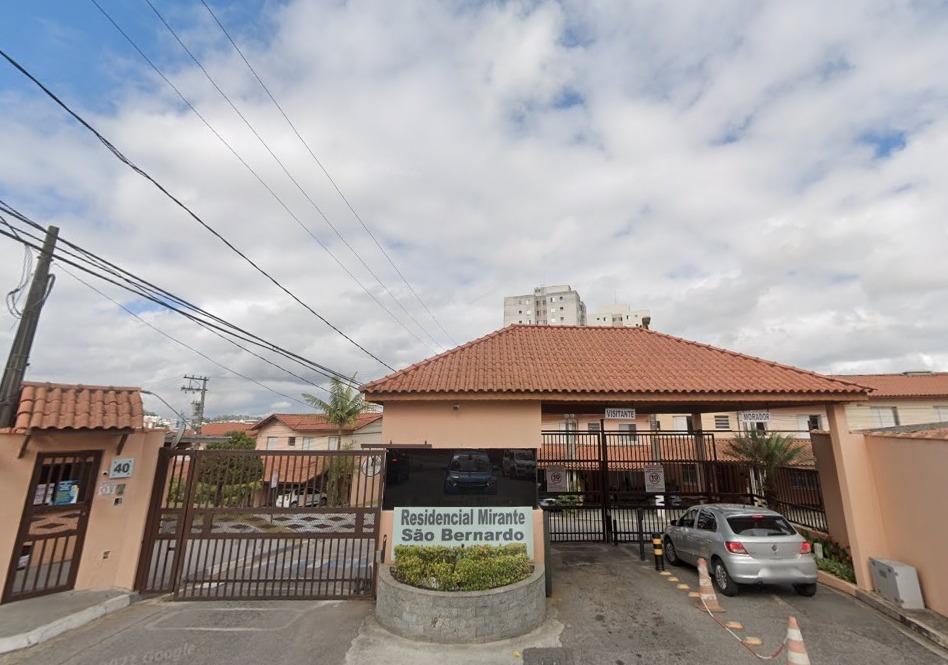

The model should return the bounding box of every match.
[392,506,534,558]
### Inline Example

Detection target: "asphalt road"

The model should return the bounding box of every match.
[4,543,945,665]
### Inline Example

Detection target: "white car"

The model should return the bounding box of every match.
[276,490,327,507]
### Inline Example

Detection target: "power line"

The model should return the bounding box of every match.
[0,47,395,372]
[89,0,435,351]
[0,207,358,390]
[59,263,318,406]
[199,0,457,347]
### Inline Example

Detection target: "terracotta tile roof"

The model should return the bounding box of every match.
[263,456,327,484]
[362,325,869,397]
[200,422,255,437]
[251,412,382,433]
[11,381,143,432]
[829,372,948,399]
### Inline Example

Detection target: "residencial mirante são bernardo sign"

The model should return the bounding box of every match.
[393,507,533,558]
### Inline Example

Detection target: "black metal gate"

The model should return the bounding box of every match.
[3,451,101,603]
[136,448,385,600]
[538,428,825,542]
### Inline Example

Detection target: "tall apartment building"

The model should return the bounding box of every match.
[504,285,587,326]
[588,304,651,328]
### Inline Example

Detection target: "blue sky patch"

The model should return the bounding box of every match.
[859,129,907,158]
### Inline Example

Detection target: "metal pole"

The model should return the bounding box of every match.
[543,508,552,597]
[651,532,665,572]
[0,225,59,427]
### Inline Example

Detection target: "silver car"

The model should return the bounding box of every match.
[662,504,817,597]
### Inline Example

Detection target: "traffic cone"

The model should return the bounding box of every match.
[695,558,725,613]
[785,616,811,665]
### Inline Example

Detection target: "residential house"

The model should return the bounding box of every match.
[251,413,383,451]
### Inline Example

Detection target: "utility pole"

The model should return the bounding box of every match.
[180,375,209,433]
[0,225,59,427]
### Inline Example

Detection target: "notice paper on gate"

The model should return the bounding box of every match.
[644,465,665,493]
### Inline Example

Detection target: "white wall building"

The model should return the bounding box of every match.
[588,304,651,328]
[504,285,587,326]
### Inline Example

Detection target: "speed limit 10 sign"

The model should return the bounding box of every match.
[109,457,135,479]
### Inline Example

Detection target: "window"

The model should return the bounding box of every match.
[714,415,730,430]
[696,510,717,531]
[678,508,697,528]
[870,406,898,428]
[672,415,690,432]
[328,436,341,451]
[807,415,821,431]
[649,414,660,431]
[587,422,601,432]
[288,436,296,447]
[266,436,277,450]
[726,514,795,536]
[935,406,948,422]
[302,437,314,450]
[620,423,637,442]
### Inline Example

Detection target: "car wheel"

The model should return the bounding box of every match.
[712,558,739,597]
[794,583,817,597]
[663,537,682,566]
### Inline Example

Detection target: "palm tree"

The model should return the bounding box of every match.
[303,376,366,442]
[726,430,808,507]
[303,376,366,505]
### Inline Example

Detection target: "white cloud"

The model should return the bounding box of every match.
[2,0,947,417]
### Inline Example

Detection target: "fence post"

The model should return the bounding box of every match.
[543,508,553,597]
[637,507,645,561]
[651,532,665,572]
[599,420,610,543]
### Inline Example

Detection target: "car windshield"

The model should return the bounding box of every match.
[727,515,795,537]
[449,455,490,472]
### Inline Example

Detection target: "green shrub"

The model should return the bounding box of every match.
[816,557,856,583]
[391,544,532,592]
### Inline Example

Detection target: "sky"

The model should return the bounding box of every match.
[1,0,947,420]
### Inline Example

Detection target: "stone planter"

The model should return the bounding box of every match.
[375,564,546,643]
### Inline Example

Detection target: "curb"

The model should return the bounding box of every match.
[854,590,948,651]
[0,592,135,655]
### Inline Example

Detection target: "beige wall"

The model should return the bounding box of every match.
[0,430,163,597]
[378,399,544,561]
[810,432,848,545]
[864,433,948,616]
[254,420,382,451]
[381,400,541,448]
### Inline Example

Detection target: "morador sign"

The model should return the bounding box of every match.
[392,506,533,558]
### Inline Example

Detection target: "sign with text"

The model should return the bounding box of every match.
[739,410,771,423]
[605,408,636,420]
[644,465,666,493]
[545,467,568,493]
[393,506,534,558]
[108,457,135,479]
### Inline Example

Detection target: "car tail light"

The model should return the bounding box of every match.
[725,541,748,554]
[800,542,812,554]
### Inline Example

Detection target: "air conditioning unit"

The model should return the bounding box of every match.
[869,558,924,610]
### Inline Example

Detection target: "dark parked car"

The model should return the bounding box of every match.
[443,452,497,494]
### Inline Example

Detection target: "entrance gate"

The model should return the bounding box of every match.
[3,451,101,603]
[136,448,386,600]
[538,429,825,543]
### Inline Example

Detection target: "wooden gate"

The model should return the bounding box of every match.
[136,448,386,600]
[3,451,101,603]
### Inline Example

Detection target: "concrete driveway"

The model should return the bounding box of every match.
[551,543,947,665]
[4,544,945,665]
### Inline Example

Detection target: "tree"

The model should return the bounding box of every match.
[198,430,263,507]
[303,377,365,506]
[726,430,808,507]
[302,376,366,439]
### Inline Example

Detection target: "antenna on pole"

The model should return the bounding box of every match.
[180,375,209,433]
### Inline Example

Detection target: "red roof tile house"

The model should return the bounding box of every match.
[250,413,383,451]
[0,382,165,603]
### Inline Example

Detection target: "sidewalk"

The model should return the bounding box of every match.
[0,589,135,654]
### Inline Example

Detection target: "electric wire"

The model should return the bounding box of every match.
[0,47,395,372]
[88,0,432,351]
[0,212,359,391]
[141,0,442,350]
[199,0,458,347]
[59,263,318,406]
